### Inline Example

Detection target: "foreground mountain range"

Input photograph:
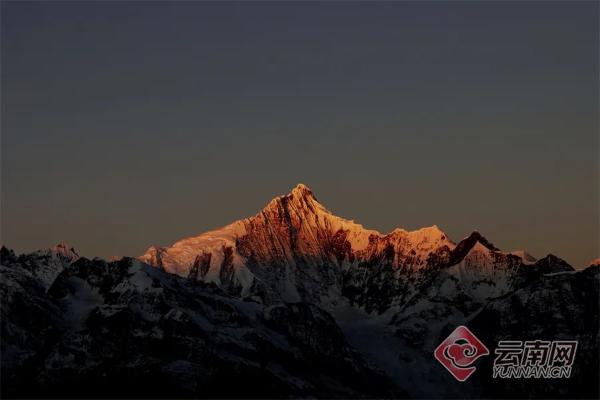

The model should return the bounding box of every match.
[2,184,598,398]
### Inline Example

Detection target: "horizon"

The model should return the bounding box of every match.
[2,1,598,267]
[1,181,597,269]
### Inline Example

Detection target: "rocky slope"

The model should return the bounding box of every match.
[1,244,79,290]
[470,264,599,399]
[1,250,399,398]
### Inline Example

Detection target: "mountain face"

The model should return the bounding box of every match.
[0,244,79,291]
[1,252,399,398]
[470,265,599,399]
[140,184,526,310]
[140,184,384,303]
[2,184,598,398]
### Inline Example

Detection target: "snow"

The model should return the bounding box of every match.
[62,277,103,330]
[140,185,456,277]
[137,184,532,304]
[25,244,80,291]
[385,224,456,264]
[445,240,519,300]
[234,266,255,297]
[281,263,301,302]
[394,225,453,245]
[331,301,458,398]
[544,271,577,277]
[508,250,537,265]
[139,220,247,277]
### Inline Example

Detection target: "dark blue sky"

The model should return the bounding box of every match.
[2,1,598,267]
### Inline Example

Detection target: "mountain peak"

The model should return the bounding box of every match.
[465,231,499,251]
[448,231,499,265]
[292,182,311,193]
[415,224,444,235]
[509,250,537,264]
[263,183,324,214]
[389,225,453,247]
[288,183,317,201]
[533,254,574,273]
[0,246,16,263]
[51,243,80,260]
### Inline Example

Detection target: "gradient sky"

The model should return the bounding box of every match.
[1,1,598,267]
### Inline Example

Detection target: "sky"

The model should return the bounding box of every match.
[1,1,598,267]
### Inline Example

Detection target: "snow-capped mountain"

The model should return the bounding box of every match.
[1,184,598,398]
[1,251,399,398]
[0,244,79,291]
[140,183,384,302]
[140,184,534,307]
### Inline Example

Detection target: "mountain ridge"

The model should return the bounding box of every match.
[137,183,572,308]
[1,184,598,398]
[2,242,597,398]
